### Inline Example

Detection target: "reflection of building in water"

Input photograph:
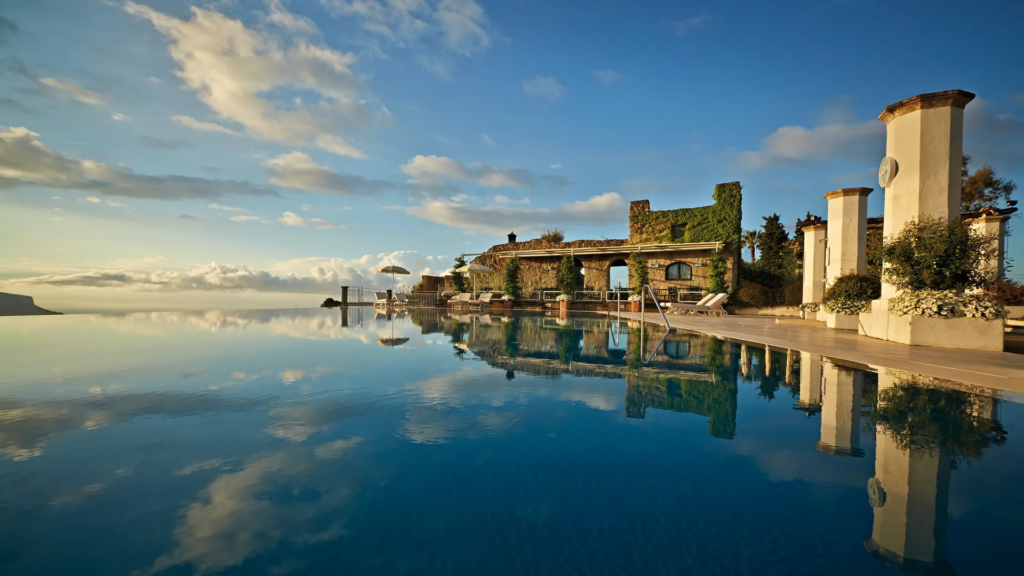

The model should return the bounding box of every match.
[795,351,823,415]
[817,360,864,457]
[625,376,737,439]
[864,372,1007,575]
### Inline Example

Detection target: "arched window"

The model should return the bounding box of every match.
[666,262,692,281]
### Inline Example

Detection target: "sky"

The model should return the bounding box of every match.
[1,0,1022,312]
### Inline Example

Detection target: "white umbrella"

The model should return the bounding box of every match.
[456,263,493,297]
[377,265,410,294]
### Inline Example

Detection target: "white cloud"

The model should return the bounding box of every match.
[1,255,404,294]
[964,97,1024,170]
[208,203,248,212]
[280,211,342,229]
[591,69,622,85]
[265,151,392,195]
[105,200,128,207]
[0,125,275,200]
[171,115,240,136]
[300,203,312,211]
[737,120,884,169]
[84,197,101,203]
[522,75,564,103]
[125,1,375,158]
[493,194,529,205]
[399,191,627,235]
[229,215,264,223]
[673,13,709,36]
[111,112,131,122]
[322,0,491,56]
[39,78,105,106]
[400,155,533,188]
[263,0,317,34]
[480,133,496,147]
[549,163,561,169]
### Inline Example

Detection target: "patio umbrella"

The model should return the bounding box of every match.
[456,263,493,297]
[377,265,410,294]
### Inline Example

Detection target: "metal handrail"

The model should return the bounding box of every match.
[639,283,671,365]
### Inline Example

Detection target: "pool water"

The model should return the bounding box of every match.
[1,308,1021,575]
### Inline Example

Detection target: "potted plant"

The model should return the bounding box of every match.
[442,291,455,302]
[557,254,578,311]
[822,273,880,329]
[628,294,642,312]
[502,257,522,312]
[556,293,572,311]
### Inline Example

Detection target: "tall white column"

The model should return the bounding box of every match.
[801,223,828,306]
[824,188,871,329]
[878,90,975,298]
[817,361,864,457]
[970,213,1009,281]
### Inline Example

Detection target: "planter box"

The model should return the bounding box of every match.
[630,302,641,312]
[825,311,860,331]
[559,300,570,311]
[1007,306,1024,320]
[503,300,513,311]
[733,306,800,317]
[860,299,1004,351]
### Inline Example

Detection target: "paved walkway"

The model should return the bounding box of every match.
[606,311,1024,394]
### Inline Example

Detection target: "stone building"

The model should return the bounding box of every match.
[460,182,743,301]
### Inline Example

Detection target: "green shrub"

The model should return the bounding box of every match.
[502,257,522,301]
[628,252,649,296]
[708,249,729,294]
[881,217,997,292]
[822,273,881,315]
[736,280,774,308]
[451,254,467,293]
[540,229,565,243]
[784,278,803,306]
[983,279,1024,306]
[558,254,578,297]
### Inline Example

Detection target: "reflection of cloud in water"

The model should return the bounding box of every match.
[141,439,363,575]
[400,407,518,444]
[559,391,620,411]
[0,393,261,460]
[266,401,368,443]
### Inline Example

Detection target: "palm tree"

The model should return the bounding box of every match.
[741,230,760,263]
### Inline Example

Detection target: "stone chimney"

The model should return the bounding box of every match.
[629,200,651,216]
[507,231,517,244]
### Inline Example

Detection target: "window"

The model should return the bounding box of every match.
[671,224,686,239]
[663,340,690,359]
[666,262,692,281]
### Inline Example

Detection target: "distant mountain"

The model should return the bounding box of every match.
[0,292,62,316]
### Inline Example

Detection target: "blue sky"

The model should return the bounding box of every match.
[1,0,1022,311]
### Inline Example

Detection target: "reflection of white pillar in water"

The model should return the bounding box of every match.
[797,352,822,412]
[866,374,952,571]
[817,361,864,457]
[740,344,749,378]
[785,349,795,385]
[764,345,772,374]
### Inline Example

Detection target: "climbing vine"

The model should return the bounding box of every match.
[629,182,742,245]
[628,252,649,296]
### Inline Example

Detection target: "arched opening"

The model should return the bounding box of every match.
[666,262,692,281]
[609,258,629,297]
[573,258,586,290]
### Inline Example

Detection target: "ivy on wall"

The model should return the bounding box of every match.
[629,182,743,245]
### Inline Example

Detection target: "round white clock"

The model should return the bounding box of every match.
[878,157,898,188]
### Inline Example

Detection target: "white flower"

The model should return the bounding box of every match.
[889,289,1007,320]
[556,294,573,302]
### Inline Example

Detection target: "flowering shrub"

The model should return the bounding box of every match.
[889,290,1007,320]
[983,279,1024,306]
[627,294,642,302]
[442,291,456,297]
[799,302,820,313]
[555,294,573,302]
[822,273,881,315]
[501,294,514,301]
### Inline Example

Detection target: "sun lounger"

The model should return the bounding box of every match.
[669,293,729,316]
[373,291,392,308]
[448,292,474,308]
[394,292,410,307]
[476,293,493,308]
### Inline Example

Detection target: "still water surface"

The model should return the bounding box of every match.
[1,308,1022,575]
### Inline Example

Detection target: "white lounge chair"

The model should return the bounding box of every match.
[668,292,716,312]
[394,292,411,307]
[373,291,391,308]
[448,292,473,308]
[475,293,493,309]
[670,293,729,316]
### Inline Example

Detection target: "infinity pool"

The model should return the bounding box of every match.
[1,309,1021,575]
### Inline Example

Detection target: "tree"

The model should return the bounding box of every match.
[880,217,998,292]
[962,154,1017,212]
[757,214,790,272]
[451,254,467,293]
[502,257,522,301]
[741,230,760,263]
[558,254,578,297]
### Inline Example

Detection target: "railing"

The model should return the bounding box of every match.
[407,292,439,307]
[542,291,562,302]
[520,290,542,301]
[575,290,603,302]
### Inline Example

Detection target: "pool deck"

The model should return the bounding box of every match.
[605,310,1024,394]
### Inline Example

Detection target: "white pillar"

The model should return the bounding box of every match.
[817,361,864,457]
[824,188,871,329]
[879,90,975,298]
[796,351,822,413]
[969,213,1009,281]
[801,223,828,306]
